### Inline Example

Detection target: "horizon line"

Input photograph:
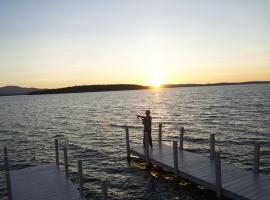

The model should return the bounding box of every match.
[1,80,270,90]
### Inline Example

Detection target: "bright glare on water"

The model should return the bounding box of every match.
[0,84,269,199]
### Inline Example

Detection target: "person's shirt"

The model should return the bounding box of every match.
[143,116,152,131]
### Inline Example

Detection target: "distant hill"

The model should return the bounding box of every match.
[29,81,270,95]
[163,81,270,88]
[1,81,269,96]
[29,84,150,95]
[0,86,40,96]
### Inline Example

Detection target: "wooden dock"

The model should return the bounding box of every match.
[125,125,270,200]
[3,139,108,200]
[9,164,84,200]
[3,126,269,200]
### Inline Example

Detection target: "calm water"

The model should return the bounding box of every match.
[0,84,269,199]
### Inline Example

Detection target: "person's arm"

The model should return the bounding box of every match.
[136,115,145,119]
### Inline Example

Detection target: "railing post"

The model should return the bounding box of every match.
[179,127,184,150]
[173,141,179,177]
[4,147,12,200]
[63,147,69,177]
[254,143,260,174]
[215,152,222,199]
[144,131,150,165]
[55,139,59,166]
[78,160,84,196]
[210,134,215,160]
[125,126,130,162]
[158,123,162,144]
[101,180,108,200]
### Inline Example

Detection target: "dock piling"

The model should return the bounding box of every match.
[125,126,130,162]
[210,134,215,160]
[101,180,108,200]
[158,123,162,144]
[254,143,260,174]
[63,147,69,177]
[55,139,59,166]
[215,151,222,199]
[78,160,84,196]
[180,127,184,150]
[173,141,179,177]
[4,147,12,200]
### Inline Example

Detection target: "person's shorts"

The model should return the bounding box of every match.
[144,130,151,134]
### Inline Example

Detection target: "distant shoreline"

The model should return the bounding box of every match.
[163,81,270,88]
[28,84,149,95]
[0,81,269,96]
[28,81,270,96]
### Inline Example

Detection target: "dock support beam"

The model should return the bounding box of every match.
[179,127,184,151]
[55,139,59,166]
[125,126,130,162]
[144,131,150,165]
[254,143,260,174]
[215,152,222,199]
[4,147,12,200]
[210,134,215,160]
[101,180,108,200]
[158,123,162,144]
[173,141,179,177]
[63,147,69,177]
[78,160,84,196]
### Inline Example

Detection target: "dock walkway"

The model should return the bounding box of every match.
[3,140,109,200]
[9,164,84,200]
[126,126,270,200]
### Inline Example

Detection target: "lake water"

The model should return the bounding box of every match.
[0,84,269,199]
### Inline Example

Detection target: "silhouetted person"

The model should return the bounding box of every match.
[137,110,152,148]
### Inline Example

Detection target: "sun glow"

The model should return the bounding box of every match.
[149,78,163,88]
[148,66,165,88]
[145,41,167,88]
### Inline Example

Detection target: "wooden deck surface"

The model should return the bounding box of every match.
[130,143,270,200]
[9,164,84,200]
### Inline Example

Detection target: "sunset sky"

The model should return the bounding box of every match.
[0,1,269,88]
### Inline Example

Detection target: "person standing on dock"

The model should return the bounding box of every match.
[137,110,152,148]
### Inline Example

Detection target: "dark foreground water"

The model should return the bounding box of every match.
[0,84,269,199]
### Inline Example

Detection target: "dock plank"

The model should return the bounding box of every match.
[10,164,84,200]
[131,143,270,200]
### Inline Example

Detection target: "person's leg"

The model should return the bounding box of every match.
[149,130,153,147]
[143,131,145,147]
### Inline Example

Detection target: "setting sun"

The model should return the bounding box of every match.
[148,66,165,88]
[149,78,163,87]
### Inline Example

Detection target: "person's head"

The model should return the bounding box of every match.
[145,110,151,116]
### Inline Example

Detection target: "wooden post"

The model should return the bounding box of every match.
[144,131,150,165]
[173,141,179,177]
[254,143,260,174]
[210,134,215,160]
[64,147,69,177]
[125,126,130,162]
[55,139,59,166]
[101,180,108,200]
[215,152,222,199]
[158,123,162,144]
[4,147,12,200]
[179,127,184,151]
[78,160,83,196]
